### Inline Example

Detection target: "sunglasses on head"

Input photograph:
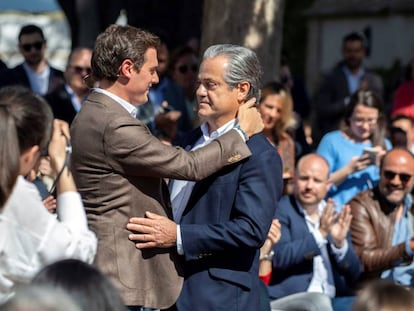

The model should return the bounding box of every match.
[178,64,198,74]
[383,170,412,183]
[69,65,92,76]
[21,41,44,52]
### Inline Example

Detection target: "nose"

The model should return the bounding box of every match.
[196,83,207,97]
[152,71,159,84]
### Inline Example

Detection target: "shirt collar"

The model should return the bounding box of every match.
[94,88,137,118]
[200,119,237,140]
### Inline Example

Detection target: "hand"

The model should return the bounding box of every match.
[348,155,372,173]
[127,211,177,249]
[330,204,352,248]
[42,195,56,213]
[154,109,182,141]
[260,219,281,256]
[38,156,55,178]
[319,199,337,238]
[236,97,263,137]
[48,119,71,174]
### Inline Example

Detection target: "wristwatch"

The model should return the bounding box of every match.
[260,250,274,261]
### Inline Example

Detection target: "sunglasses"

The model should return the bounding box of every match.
[178,64,198,74]
[69,65,92,76]
[21,41,44,52]
[383,170,412,183]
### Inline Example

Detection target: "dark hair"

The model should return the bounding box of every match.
[391,114,414,125]
[342,90,386,147]
[167,45,197,76]
[91,24,159,82]
[32,259,125,311]
[342,31,365,48]
[18,24,44,42]
[0,105,19,207]
[352,280,414,311]
[0,86,53,155]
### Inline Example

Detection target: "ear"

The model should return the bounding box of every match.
[237,81,250,102]
[19,145,40,176]
[119,59,136,78]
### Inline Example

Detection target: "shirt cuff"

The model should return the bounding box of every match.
[176,224,184,255]
[330,239,348,261]
[232,127,248,142]
[314,229,328,248]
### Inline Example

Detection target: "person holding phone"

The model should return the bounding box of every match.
[316,90,391,209]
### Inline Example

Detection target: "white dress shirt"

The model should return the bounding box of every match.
[170,119,237,254]
[94,88,137,118]
[0,176,97,303]
[296,199,348,298]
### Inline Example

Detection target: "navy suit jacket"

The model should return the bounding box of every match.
[267,195,362,300]
[0,63,64,95]
[176,128,283,311]
[44,83,82,125]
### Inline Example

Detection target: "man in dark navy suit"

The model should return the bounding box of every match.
[0,24,64,95]
[127,44,283,310]
[268,153,361,311]
[45,47,92,125]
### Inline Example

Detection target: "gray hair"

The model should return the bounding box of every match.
[202,44,262,100]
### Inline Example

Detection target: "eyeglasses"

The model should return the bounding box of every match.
[383,170,413,183]
[68,65,92,76]
[350,117,378,126]
[177,64,198,74]
[21,41,44,52]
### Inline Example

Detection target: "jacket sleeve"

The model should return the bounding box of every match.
[104,116,251,181]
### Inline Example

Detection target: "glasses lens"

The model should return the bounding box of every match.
[72,66,92,75]
[21,41,43,52]
[384,170,412,183]
[178,65,188,74]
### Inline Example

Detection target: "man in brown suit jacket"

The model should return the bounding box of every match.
[70,25,263,310]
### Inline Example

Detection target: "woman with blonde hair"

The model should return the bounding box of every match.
[259,81,296,194]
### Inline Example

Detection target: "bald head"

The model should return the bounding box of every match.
[294,153,331,209]
[296,154,330,180]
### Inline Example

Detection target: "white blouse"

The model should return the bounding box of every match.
[0,176,97,302]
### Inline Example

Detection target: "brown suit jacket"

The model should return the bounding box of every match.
[70,91,251,308]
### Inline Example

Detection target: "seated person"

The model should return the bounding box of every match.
[268,154,361,311]
[349,148,414,286]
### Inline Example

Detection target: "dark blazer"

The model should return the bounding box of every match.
[44,84,80,125]
[70,91,252,309]
[0,63,64,94]
[176,128,283,311]
[268,195,361,300]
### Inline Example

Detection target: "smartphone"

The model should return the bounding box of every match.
[362,147,378,163]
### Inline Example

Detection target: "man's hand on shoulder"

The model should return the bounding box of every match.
[127,211,177,249]
[236,97,263,138]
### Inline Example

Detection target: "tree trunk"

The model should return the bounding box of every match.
[200,0,285,84]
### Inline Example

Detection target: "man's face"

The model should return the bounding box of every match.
[392,118,414,146]
[294,156,331,208]
[196,55,240,127]
[130,47,159,105]
[379,150,414,205]
[19,33,46,66]
[65,49,92,94]
[172,53,198,92]
[342,40,365,71]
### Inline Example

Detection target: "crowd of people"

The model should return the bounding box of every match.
[1,21,414,311]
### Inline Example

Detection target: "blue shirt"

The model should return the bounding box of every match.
[381,195,414,285]
[317,130,391,209]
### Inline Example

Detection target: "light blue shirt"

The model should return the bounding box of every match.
[381,195,414,285]
[64,84,82,112]
[23,62,50,95]
[171,119,237,255]
[343,66,365,95]
[93,88,137,118]
[317,130,392,209]
[297,199,348,298]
